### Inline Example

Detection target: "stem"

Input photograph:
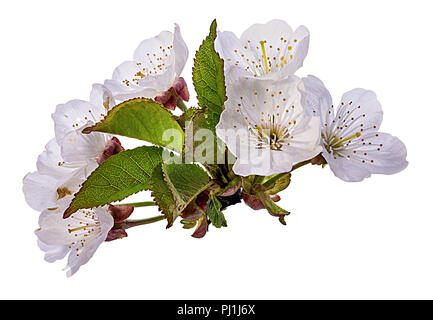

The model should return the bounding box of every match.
[291,159,312,172]
[262,159,312,189]
[170,88,187,112]
[114,201,156,208]
[262,172,290,189]
[122,215,166,229]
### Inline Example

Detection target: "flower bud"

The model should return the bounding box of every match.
[155,77,189,110]
[96,137,124,165]
[108,204,134,224]
[106,229,128,242]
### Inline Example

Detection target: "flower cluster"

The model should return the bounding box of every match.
[23,19,407,276]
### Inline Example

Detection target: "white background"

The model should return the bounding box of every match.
[1,0,432,299]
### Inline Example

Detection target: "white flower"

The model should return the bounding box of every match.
[24,84,116,212]
[23,139,89,212]
[216,76,322,176]
[23,84,123,276]
[52,83,114,146]
[36,203,113,277]
[301,75,408,182]
[23,138,116,276]
[104,24,189,103]
[215,19,309,82]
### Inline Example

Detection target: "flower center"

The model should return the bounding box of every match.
[324,132,361,155]
[252,116,290,151]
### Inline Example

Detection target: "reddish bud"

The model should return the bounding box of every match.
[108,204,134,224]
[155,90,177,110]
[191,218,208,239]
[271,194,281,202]
[155,77,190,110]
[172,77,189,102]
[97,137,124,165]
[106,229,128,242]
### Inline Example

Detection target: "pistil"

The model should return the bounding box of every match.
[259,41,269,74]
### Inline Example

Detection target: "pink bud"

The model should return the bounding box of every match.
[192,219,208,239]
[106,229,128,242]
[196,191,209,211]
[155,90,177,110]
[172,77,189,102]
[96,137,124,165]
[108,205,134,224]
[271,194,281,202]
[155,77,190,110]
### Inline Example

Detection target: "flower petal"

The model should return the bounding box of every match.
[173,23,188,76]
[36,207,113,277]
[89,83,116,113]
[23,172,60,211]
[37,240,69,263]
[216,19,309,81]
[104,61,160,100]
[324,132,408,182]
[60,127,110,164]
[301,75,334,123]
[335,89,383,140]
[52,99,104,143]
[64,208,113,277]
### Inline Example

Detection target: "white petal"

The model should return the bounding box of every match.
[301,75,334,123]
[60,128,110,163]
[37,240,69,263]
[105,61,160,100]
[133,30,173,62]
[36,207,113,277]
[89,83,115,113]
[216,19,309,81]
[132,29,176,89]
[64,208,113,277]
[324,132,408,182]
[240,20,309,77]
[52,99,103,143]
[281,116,322,162]
[35,139,77,179]
[335,89,383,139]
[215,30,256,80]
[173,23,188,76]
[23,172,59,211]
[323,151,371,182]
[364,133,408,175]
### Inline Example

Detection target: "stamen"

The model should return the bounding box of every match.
[259,41,269,74]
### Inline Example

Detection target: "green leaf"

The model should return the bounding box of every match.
[252,184,290,225]
[83,98,184,153]
[265,173,291,195]
[207,195,227,228]
[162,163,211,205]
[150,163,211,228]
[150,164,177,228]
[64,146,162,217]
[192,19,227,132]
